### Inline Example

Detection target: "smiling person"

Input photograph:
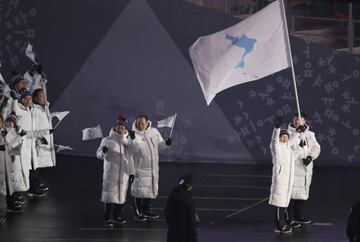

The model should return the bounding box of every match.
[130,114,171,222]
[287,112,321,226]
[269,116,304,234]
[96,115,135,228]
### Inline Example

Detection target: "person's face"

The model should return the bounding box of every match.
[292,116,305,128]
[279,134,289,143]
[35,91,46,105]
[6,120,15,129]
[115,124,127,135]
[136,117,148,131]
[21,95,33,108]
[15,80,26,92]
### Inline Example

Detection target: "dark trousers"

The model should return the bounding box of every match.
[104,203,124,221]
[274,207,287,229]
[288,199,306,220]
[29,169,44,192]
[133,197,153,215]
[0,195,5,217]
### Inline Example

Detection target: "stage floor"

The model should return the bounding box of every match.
[1,155,359,242]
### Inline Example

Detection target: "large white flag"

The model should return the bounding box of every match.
[82,125,103,140]
[189,0,291,105]
[157,114,177,128]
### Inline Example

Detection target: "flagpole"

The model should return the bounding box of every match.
[169,113,177,138]
[279,0,302,120]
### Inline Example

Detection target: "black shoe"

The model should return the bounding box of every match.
[0,216,6,225]
[289,221,301,228]
[7,204,23,213]
[113,217,126,225]
[39,184,49,191]
[134,214,147,222]
[104,220,115,228]
[275,225,292,234]
[143,210,159,219]
[294,217,311,224]
[15,194,26,204]
[27,189,46,198]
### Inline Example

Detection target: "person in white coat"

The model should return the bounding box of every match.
[131,115,171,221]
[269,116,304,233]
[96,115,135,228]
[287,112,321,225]
[0,115,14,221]
[13,90,46,198]
[4,113,26,212]
[32,88,55,192]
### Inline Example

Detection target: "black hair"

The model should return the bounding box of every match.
[32,88,44,99]
[136,114,149,121]
[293,112,307,119]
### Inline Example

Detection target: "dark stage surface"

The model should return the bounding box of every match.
[0,155,359,242]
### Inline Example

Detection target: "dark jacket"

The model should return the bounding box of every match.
[165,186,197,242]
[347,201,360,242]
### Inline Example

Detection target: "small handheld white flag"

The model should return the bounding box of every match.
[189,0,291,105]
[54,144,73,152]
[51,111,70,129]
[82,125,103,140]
[157,114,177,138]
[157,114,177,128]
[25,42,37,63]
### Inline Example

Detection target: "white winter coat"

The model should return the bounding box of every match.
[0,131,15,196]
[288,124,321,200]
[33,103,56,168]
[269,128,303,208]
[130,121,167,199]
[13,102,38,171]
[97,129,134,204]
[5,128,27,192]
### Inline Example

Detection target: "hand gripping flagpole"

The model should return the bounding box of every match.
[279,0,302,121]
[169,113,178,138]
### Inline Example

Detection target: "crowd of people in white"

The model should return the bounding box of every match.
[0,63,55,225]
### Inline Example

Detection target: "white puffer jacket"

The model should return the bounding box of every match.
[5,128,27,192]
[97,129,134,204]
[269,128,302,207]
[33,103,56,168]
[13,102,38,171]
[288,124,321,200]
[130,121,167,199]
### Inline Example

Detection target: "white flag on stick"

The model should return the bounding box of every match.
[189,0,291,105]
[51,111,70,129]
[25,42,37,63]
[157,114,177,128]
[82,125,103,140]
[51,111,70,121]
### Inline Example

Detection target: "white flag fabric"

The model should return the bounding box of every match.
[189,0,291,105]
[51,111,70,121]
[157,114,177,128]
[25,42,37,63]
[82,125,103,140]
[55,144,73,152]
